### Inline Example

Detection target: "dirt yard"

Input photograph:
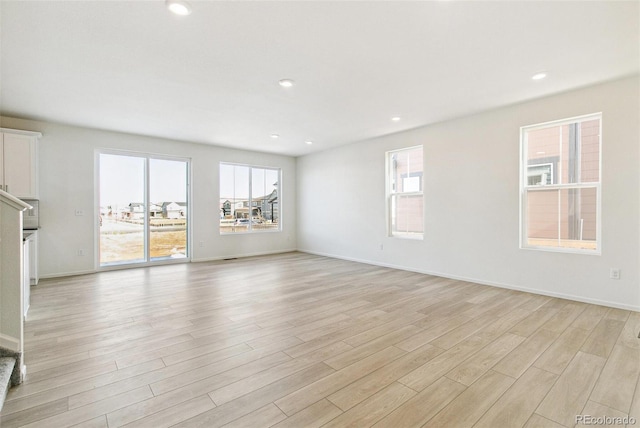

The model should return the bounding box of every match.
[100,230,187,264]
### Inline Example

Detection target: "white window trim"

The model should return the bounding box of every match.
[386,145,424,240]
[519,113,602,255]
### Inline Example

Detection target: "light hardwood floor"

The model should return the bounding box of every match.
[1,252,639,427]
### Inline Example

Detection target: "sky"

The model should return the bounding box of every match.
[100,154,278,209]
[220,164,278,201]
[99,154,187,208]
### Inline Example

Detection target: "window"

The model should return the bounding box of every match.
[219,163,280,233]
[387,146,424,238]
[520,113,601,253]
[527,163,553,186]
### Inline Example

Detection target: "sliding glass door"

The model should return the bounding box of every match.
[98,152,189,267]
[149,158,188,261]
[98,154,146,265]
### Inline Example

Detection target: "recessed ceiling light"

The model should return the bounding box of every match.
[532,72,547,81]
[279,79,295,88]
[270,134,280,139]
[166,0,192,15]
[305,141,313,145]
[391,116,401,122]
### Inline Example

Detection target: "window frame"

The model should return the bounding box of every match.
[386,145,424,240]
[219,162,281,234]
[519,113,602,255]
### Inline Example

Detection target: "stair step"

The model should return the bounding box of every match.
[0,357,16,412]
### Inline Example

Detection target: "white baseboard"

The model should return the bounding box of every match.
[36,248,639,312]
[192,248,298,263]
[41,249,298,279]
[39,269,96,280]
[298,249,640,312]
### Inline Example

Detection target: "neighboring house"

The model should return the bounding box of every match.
[526,119,599,242]
[149,203,162,218]
[220,190,279,223]
[127,203,145,219]
[259,189,278,222]
[221,200,231,218]
[162,201,186,219]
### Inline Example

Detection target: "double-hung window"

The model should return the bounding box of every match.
[387,146,424,239]
[520,113,601,253]
[219,163,280,233]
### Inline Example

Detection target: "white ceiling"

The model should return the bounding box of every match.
[1,1,638,157]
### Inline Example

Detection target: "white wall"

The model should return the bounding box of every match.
[1,77,637,311]
[0,117,297,278]
[297,76,640,311]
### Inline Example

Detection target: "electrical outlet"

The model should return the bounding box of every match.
[75,209,84,216]
[610,268,621,280]
[199,241,204,248]
[77,249,86,256]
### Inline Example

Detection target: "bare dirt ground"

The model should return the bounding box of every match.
[99,218,277,264]
[100,226,186,264]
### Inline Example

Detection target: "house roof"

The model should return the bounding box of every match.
[161,202,186,208]
[1,1,637,157]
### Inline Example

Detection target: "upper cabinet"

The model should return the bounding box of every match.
[0,128,41,199]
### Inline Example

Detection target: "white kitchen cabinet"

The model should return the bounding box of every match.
[23,236,31,318]
[0,129,41,199]
[29,231,39,285]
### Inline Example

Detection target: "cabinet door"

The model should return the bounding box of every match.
[0,133,4,190]
[3,133,37,198]
[29,231,38,285]
[23,238,31,317]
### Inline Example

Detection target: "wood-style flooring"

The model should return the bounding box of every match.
[1,252,639,427]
